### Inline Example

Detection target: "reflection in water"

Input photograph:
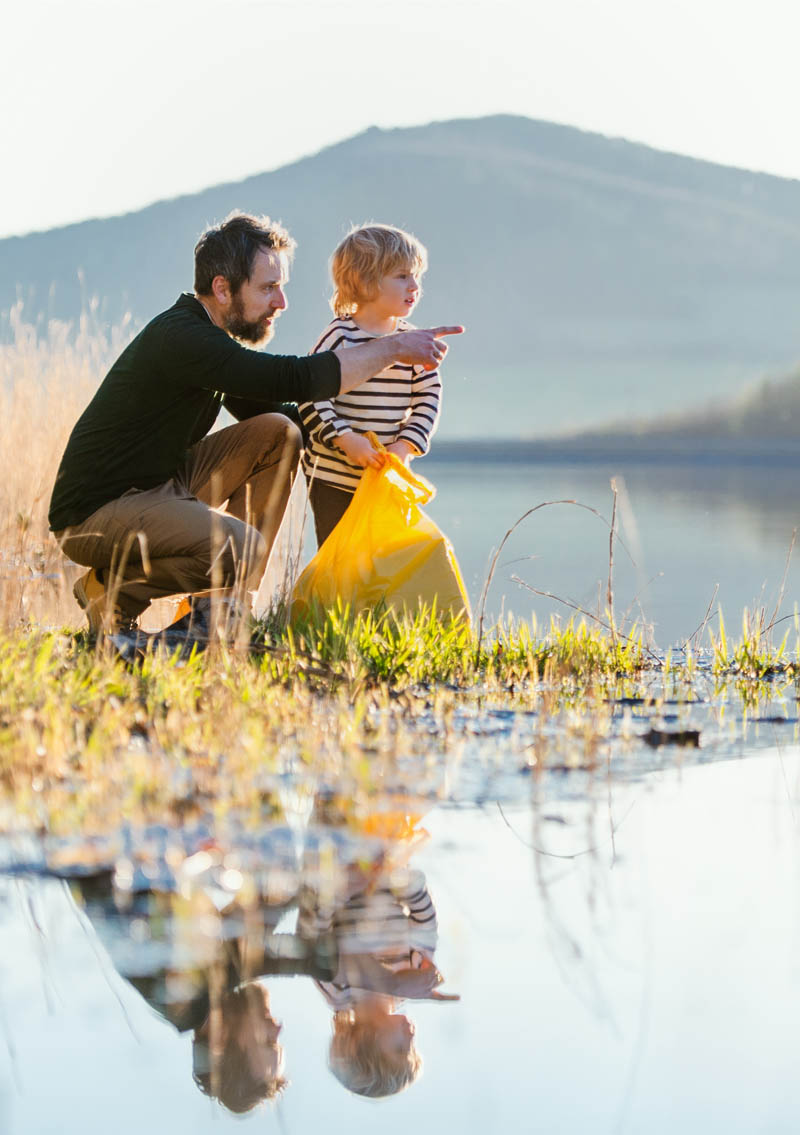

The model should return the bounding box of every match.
[4,746,800,1131]
[57,800,456,1115]
[71,858,300,1114]
[192,984,284,1112]
[424,458,800,644]
[298,821,457,1098]
[5,683,800,1130]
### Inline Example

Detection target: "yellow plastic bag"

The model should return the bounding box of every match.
[292,435,470,621]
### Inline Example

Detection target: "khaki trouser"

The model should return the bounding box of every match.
[54,413,301,621]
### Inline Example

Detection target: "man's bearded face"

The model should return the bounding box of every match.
[224,249,289,345]
[224,293,276,345]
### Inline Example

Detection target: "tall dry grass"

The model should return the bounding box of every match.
[0,307,309,633]
[0,306,128,629]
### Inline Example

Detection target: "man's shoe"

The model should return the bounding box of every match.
[164,595,252,644]
[73,569,138,636]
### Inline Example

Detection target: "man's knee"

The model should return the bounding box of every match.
[212,520,267,588]
[257,413,302,466]
[281,416,303,455]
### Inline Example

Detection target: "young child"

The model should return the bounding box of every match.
[297,858,458,1098]
[298,223,442,547]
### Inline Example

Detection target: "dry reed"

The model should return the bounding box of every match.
[0,306,131,629]
[0,308,308,633]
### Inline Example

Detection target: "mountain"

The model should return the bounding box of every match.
[438,362,800,466]
[5,114,800,438]
[553,363,800,461]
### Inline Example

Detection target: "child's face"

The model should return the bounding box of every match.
[371,266,421,319]
[373,1012,415,1058]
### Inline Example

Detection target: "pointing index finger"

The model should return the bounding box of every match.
[429,325,464,337]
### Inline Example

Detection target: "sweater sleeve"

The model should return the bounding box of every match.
[297,321,355,443]
[396,364,441,455]
[159,314,341,402]
[222,396,302,429]
[298,398,351,445]
[392,869,438,932]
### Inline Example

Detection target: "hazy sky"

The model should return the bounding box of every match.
[3,0,799,239]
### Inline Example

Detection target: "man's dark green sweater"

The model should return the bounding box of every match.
[49,294,341,531]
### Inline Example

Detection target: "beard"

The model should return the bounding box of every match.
[224,294,276,345]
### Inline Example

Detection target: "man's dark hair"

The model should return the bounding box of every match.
[194,211,296,296]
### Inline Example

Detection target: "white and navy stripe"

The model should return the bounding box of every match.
[299,317,441,493]
[297,869,439,1008]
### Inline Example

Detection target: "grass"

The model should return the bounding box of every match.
[2,313,800,848]
[0,605,797,842]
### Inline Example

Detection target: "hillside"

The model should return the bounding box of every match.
[574,363,800,455]
[443,364,800,465]
[5,115,800,437]
[630,365,800,441]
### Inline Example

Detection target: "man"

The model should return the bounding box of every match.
[49,212,462,635]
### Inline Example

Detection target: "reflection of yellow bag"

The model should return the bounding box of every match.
[292,435,470,621]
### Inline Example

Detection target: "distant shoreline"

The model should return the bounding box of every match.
[428,436,800,467]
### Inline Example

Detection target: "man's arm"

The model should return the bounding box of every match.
[223,396,302,426]
[166,308,462,400]
[336,326,463,394]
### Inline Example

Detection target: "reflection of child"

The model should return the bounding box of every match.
[298,864,457,1098]
[298,224,442,547]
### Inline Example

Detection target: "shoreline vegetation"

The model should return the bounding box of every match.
[432,436,800,465]
[1,609,799,850]
[431,356,800,463]
[3,314,800,853]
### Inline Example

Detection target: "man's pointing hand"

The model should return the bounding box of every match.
[335,325,464,393]
[392,325,465,371]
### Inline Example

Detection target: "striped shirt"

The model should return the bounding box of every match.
[297,868,439,1009]
[298,317,442,493]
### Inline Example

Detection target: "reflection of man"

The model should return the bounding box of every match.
[48,211,462,634]
[190,980,287,1112]
[69,871,336,1115]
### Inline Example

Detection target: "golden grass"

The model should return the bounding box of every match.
[0,305,128,629]
[0,308,309,632]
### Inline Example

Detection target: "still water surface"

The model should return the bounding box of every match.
[4,458,800,1131]
[423,457,800,647]
[2,743,800,1134]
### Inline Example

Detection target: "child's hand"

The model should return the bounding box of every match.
[335,431,384,469]
[390,965,444,998]
[386,440,417,466]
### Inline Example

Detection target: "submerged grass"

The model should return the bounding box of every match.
[0,602,797,843]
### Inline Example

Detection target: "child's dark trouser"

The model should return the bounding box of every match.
[308,480,354,547]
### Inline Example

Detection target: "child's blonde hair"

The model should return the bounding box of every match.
[331,223,428,318]
[329,1011,422,1098]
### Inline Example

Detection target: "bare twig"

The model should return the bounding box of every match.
[510,575,661,665]
[619,571,663,649]
[766,527,797,638]
[496,799,638,859]
[681,582,720,653]
[607,478,618,649]
[476,498,637,657]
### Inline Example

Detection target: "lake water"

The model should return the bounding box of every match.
[3,733,800,1134]
[422,457,800,648]
[5,456,800,1132]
